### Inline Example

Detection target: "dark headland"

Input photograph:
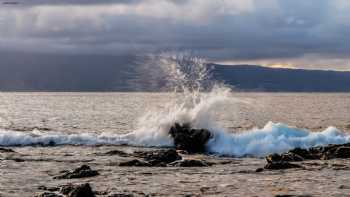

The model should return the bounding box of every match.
[1,53,350,92]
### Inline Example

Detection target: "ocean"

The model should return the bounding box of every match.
[1,92,350,196]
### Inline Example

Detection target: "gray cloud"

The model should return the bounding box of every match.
[1,0,350,70]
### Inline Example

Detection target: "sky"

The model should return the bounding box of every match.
[1,0,350,70]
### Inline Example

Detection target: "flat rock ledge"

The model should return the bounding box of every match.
[53,165,99,179]
[116,149,211,167]
[261,143,350,171]
[35,183,95,197]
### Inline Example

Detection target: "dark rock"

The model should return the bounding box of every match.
[118,159,151,167]
[101,150,130,157]
[168,159,210,167]
[108,193,134,197]
[34,192,62,197]
[37,185,60,192]
[264,161,302,170]
[255,168,264,172]
[169,123,212,153]
[275,195,312,197]
[288,148,316,160]
[59,184,76,195]
[142,149,182,165]
[334,147,350,158]
[11,158,25,162]
[66,183,95,197]
[53,165,99,179]
[118,149,182,167]
[0,148,15,153]
[266,153,304,163]
[339,185,350,189]
[266,153,282,163]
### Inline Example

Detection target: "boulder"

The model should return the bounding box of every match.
[169,123,212,153]
[53,165,99,179]
[66,183,95,197]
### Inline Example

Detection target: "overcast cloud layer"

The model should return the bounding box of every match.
[1,0,350,70]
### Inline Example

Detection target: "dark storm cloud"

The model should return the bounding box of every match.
[1,0,350,69]
[1,0,144,6]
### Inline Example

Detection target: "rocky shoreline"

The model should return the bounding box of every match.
[23,124,350,197]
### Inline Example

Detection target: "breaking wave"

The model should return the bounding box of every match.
[1,53,350,157]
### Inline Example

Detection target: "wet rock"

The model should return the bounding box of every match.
[264,161,302,170]
[66,183,95,197]
[266,153,304,163]
[37,185,60,192]
[34,192,62,197]
[108,193,134,197]
[117,149,183,167]
[0,147,15,153]
[168,159,210,167]
[169,123,212,153]
[339,185,350,189]
[275,195,312,197]
[334,147,350,158]
[255,168,264,172]
[59,184,76,195]
[266,143,350,165]
[53,165,99,179]
[97,150,130,157]
[141,149,182,165]
[118,159,151,167]
[289,148,315,160]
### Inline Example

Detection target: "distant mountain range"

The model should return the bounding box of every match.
[211,64,350,92]
[1,53,350,92]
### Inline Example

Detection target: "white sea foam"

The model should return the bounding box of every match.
[1,53,350,157]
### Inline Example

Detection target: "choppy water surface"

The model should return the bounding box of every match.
[1,92,350,133]
[0,92,350,196]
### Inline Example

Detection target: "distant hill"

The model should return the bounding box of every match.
[0,53,350,92]
[211,64,350,92]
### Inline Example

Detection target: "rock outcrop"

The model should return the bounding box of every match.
[168,159,211,167]
[267,143,350,164]
[118,149,182,167]
[169,123,212,153]
[36,183,95,197]
[264,143,350,170]
[53,165,99,179]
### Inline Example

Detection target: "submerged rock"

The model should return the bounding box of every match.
[169,123,212,153]
[168,159,211,167]
[99,150,130,157]
[53,165,99,179]
[0,147,15,153]
[34,192,62,197]
[118,159,151,167]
